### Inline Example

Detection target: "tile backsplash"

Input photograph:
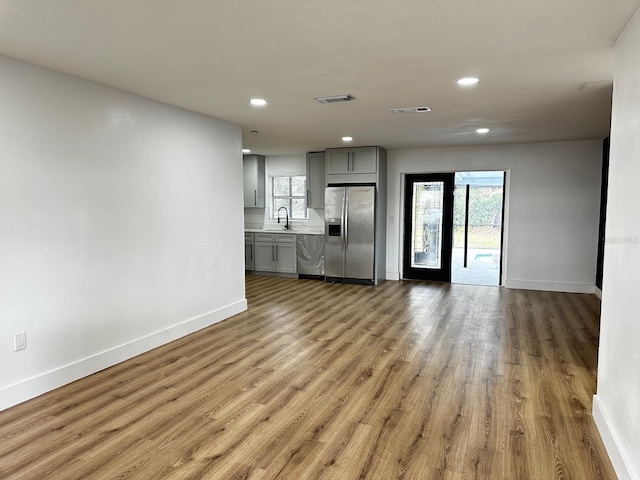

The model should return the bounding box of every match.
[244,207,325,231]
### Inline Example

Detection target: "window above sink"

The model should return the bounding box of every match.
[270,175,307,220]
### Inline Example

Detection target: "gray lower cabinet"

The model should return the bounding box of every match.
[254,242,276,272]
[254,233,297,274]
[244,233,254,270]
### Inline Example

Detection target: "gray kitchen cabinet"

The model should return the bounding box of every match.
[254,233,297,274]
[274,242,297,274]
[244,232,255,270]
[325,147,377,175]
[325,146,386,186]
[243,154,265,208]
[306,151,325,209]
[254,241,276,272]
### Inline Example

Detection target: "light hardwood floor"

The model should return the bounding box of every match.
[0,276,616,479]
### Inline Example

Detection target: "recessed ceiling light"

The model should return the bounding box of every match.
[476,128,490,134]
[457,77,479,86]
[250,98,267,106]
[242,148,251,153]
[341,136,353,142]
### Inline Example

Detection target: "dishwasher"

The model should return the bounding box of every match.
[296,235,325,280]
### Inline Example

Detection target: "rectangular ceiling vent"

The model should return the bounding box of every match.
[391,106,432,114]
[314,94,355,104]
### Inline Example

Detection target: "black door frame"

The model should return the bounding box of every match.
[596,137,609,291]
[498,171,507,286]
[403,173,455,282]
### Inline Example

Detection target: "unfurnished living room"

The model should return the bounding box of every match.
[1,2,640,479]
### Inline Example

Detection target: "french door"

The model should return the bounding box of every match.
[403,173,454,281]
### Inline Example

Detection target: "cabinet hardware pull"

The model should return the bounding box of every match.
[254,190,257,206]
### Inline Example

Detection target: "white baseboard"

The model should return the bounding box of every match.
[385,274,596,293]
[504,278,596,294]
[385,271,400,281]
[594,286,603,299]
[0,299,247,411]
[593,395,636,480]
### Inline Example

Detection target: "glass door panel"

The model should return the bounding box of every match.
[411,181,444,269]
[403,173,454,282]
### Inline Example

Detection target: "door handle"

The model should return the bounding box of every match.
[254,190,257,206]
[345,196,349,249]
[276,245,279,262]
[250,244,253,261]
[272,245,275,262]
[340,197,347,250]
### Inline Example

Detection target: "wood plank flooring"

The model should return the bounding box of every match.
[0,276,616,479]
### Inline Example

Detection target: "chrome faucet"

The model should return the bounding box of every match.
[277,206,290,230]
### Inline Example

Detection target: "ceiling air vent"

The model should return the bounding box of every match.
[314,94,355,104]
[391,106,432,114]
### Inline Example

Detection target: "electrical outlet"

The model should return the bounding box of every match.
[14,332,26,352]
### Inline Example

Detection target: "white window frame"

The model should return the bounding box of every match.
[270,175,308,220]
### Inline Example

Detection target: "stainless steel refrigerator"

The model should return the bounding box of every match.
[325,185,376,285]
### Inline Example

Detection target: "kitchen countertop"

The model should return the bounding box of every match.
[244,226,324,235]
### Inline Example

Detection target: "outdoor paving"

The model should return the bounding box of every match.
[451,247,500,286]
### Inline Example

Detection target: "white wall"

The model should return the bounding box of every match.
[386,141,602,292]
[0,56,246,410]
[265,154,306,177]
[593,10,640,480]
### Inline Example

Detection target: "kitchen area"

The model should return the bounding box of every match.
[243,147,387,285]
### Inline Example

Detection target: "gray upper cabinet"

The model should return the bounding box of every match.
[306,151,325,209]
[351,147,377,174]
[325,147,377,175]
[325,148,351,174]
[243,154,265,208]
[325,146,386,185]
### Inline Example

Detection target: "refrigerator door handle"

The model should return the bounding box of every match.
[344,196,349,250]
[340,196,346,250]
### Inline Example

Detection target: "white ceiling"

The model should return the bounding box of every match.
[1,1,638,155]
